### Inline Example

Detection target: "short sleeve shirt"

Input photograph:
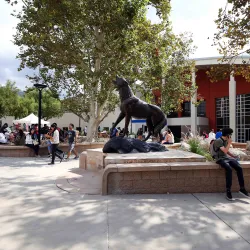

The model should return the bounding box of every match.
[213,137,228,161]
[68,130,76,144]
[52,129,60,144]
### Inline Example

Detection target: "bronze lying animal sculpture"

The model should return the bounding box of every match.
[110,76,167,141]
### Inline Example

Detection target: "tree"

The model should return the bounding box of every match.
[20,88,63,120]
[7,0,196,141]
[0,81,63,120]
[212,0,250,82]
[0,80,19,119]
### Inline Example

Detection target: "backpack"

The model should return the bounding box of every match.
[209,138,223,159]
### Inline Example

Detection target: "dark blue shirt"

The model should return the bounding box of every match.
[68,130,76,144]
[110,127,118,138]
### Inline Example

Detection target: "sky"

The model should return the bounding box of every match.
[0,0,227,90]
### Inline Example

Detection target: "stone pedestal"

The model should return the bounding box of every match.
[79,148,106,171]
[79,151,87,169]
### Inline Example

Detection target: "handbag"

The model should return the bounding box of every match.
[33,140,39,146]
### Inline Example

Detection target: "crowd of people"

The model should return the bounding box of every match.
[1,120,249,200]
[0,122,79,164]
[183,128,223,141]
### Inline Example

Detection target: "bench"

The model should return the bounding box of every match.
[102,161,250,195]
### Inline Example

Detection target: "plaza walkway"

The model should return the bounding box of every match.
[0,157,250,250]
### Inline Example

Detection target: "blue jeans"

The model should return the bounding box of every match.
[217,158,245,190]
[47,140,52,153]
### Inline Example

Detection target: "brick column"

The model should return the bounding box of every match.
[229,74,236,141]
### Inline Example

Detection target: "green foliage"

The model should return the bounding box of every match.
[0,80,19,118]
[6,0,196,140]
[212,1,250,82]
[187,137,213,162]
[0,80,63,120]
[23,88,63,120]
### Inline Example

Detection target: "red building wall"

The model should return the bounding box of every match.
[153,68,250,131]
[196,69,250,130]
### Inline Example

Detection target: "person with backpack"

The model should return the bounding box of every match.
[212,128,249,201]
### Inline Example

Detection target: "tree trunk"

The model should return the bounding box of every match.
[86,114,100,142]
[85,27,104,142]
[85,99,110,142]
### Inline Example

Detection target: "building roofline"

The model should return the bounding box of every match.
[190,55,250,66]
[192,55,250,61]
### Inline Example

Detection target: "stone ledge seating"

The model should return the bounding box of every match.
[0,142,105,157]
[102,161,250,195]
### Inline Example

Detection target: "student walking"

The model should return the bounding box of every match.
[46,123,60,165]
[65,123,79,160]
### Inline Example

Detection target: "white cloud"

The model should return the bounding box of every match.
[0,2,33,89]
[170,0,227,58]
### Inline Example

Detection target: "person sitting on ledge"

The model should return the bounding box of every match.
[215,128,222,139]
[214,127,249,201]
[0,123,9,134]
[25,128,40,157]
[14,129,26,146]
[0,132,8,144]
[110,122,118,138]
[136,128,143,140]
[162,129,174,145]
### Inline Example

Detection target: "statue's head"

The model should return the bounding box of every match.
[113,76,129,90]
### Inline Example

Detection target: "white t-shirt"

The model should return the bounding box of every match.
[51,129,59,144]
[25,134,33,144]
[169,133,175,143]
[0,133,7,144]
[209,132,216,140]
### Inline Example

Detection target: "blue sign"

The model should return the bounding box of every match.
[131,119,146,124]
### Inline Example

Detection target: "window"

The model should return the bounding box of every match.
[216,97,229,130]
[236,94,250,142]
[182,101,191,117]
[197,101,206,117]
[216,94,250,142]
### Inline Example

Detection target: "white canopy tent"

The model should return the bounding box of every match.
[13,113,50,125]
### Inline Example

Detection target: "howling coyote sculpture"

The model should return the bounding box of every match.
[110,76,167,141]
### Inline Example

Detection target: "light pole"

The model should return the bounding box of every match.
[34,83,47,145]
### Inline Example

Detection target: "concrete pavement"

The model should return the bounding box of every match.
[0,157,250,250]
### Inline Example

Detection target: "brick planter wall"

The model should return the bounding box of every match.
[103,162,250,195]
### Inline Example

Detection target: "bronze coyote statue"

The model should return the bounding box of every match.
[110,76,167,141]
